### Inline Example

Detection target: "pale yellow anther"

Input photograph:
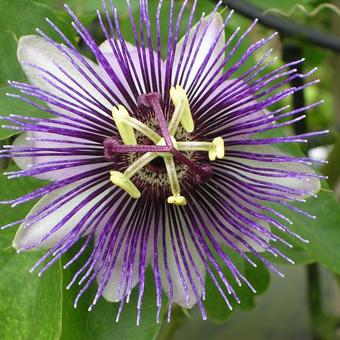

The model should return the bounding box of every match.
[110,171,141,199]
[170,85,194,133]
[209,137,225,161]
[167,196,187,206]
[213,137,225,159]
[163,154,187,205]
[112,106,137,145]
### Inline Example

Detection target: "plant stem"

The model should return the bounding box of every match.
[218,0,340,52]
[282,43,307,136]
[307,263,324,340]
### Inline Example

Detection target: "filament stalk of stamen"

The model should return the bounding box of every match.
[163,155,187,206]
[124,152,159,179]
[177,141,212,152]
[110,171,141,198]
[115,115,161,144]
[177,137,225,161]
[168,98,185,135]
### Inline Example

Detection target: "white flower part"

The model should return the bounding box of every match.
[17,35,112,116]
[196,80,270,136]
[154,218,206,308]
[99,235,141,303]
[229,219,271,252]
[228,145,321,198]
[96,200,153,303]
[173,12,225,91]
[12,122,107,181]
[200,195,272,253]
[13,181,111,250]
[99,40,166,105]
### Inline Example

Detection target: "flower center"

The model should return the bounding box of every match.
[104,86,225,206]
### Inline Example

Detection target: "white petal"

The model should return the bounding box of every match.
[13,181,110,250]
[228,145,321,198]
[221,218,271,253]
[99,39,166,105]
[99,40,136,55]
[173,13,225,90]
[199,194,272,253]
[196,79,269,127]
[97,200,152,302]
[12,124,106,181]
[155,218,206,309]
[17,35,112,115]
[95,196,153,302]
[100,235,140,303]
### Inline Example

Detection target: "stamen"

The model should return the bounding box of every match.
[110,171,141,198]
[108,88,223,204]
[177,137,225,161]
[158,137,187,205]
[170,85,194,133]
[210,137,225,161]
[163,155,187,206]
[114,114,162,144]
[112,106,137,145]
[110,152,162,198]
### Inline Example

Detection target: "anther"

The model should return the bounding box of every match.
[112,106,137,145]
[110,171,141,199]
[163,154,187,206]
[170,85,194,133]
[167,196,187,206]
[209,137,225,161]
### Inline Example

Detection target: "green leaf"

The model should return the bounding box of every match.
[0,245,63,340]
[265,237,316,265]
[0,166,63,339]
[0,86,51,140]
[60,246,164,340]
[0,0,75,84]
[271,188,340,275]
[204,249,270,323]
[247,0,313,14]
[259,129,340,273]
[86,271,163,340]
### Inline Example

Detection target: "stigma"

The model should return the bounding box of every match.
[106,86,225,206]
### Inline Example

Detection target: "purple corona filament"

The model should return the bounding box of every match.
[0,0,326,324]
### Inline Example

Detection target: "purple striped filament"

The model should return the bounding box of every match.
[0,0,326,324]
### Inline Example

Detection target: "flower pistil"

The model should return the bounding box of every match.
[106,86,225,205]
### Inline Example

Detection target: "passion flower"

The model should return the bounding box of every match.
[0,0,326,323]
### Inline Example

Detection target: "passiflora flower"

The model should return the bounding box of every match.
[0,0,326,323]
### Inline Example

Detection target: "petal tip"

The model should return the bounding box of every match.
[17,35,40,58]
